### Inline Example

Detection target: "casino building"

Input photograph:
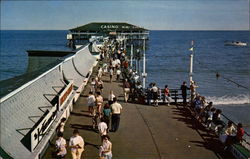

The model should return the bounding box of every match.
[67,22,149,47]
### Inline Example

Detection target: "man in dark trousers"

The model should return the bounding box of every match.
[180,81,190,105]
[110,97,122,132]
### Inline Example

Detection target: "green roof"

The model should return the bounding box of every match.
[0,147,13,159]
[70,22,148,32]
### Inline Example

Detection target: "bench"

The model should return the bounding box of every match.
[231,143,250,159]
[186,105,250,159]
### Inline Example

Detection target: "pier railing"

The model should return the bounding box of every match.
[143,88,250,150]
[169,89,190,103]
[220,114,250,150]
[168,88,250,150]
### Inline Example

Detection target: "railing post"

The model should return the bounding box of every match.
[175,90,177,104]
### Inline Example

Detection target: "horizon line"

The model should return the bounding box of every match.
[1,29,249,31]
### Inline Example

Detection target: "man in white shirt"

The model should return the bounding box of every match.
[111,97,122,132]
[98,118,108,136]
[69,129,84,159]
[151,83,159,106]
[115,58,121,68]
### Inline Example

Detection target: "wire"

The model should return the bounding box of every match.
[195,59,250,90]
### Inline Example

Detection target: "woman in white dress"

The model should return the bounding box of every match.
[55,132,67,159]
[99,135,112,159]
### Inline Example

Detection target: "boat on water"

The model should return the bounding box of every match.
[224,41,247,46]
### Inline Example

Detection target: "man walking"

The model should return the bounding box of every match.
[180,81,189,105]
[98,118,108,137]
[87,91,96,116]
[111,97,122,132]
[69,129,84,159]
[151,83,159,106]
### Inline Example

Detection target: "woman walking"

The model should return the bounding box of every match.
[103,103,111,131]
[55,132,67,159]
[99,135,112,159]
[96,92,104,116]
[108,90,116,105]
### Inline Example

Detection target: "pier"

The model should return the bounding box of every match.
[42,61,235,159]
[1,23,249,159]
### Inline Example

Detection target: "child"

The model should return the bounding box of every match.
[92,111,99,129]
[57,118,66,133]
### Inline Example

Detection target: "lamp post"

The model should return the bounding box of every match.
[142,38,147,89]
[130,44,133,67]
[189,40,194,85]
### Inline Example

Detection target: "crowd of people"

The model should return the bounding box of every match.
[51,38,247,159]
[186,81,246,151]
[52,39,132,159]
[145,83,172,106]
[144,79,246,151]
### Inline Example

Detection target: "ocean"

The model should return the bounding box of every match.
[146,30,250,133]
[0,30,249,132]
[0,30,71,80]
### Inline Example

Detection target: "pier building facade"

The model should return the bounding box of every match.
[67,22,149,47]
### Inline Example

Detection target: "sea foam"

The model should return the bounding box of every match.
[205,94,250,105]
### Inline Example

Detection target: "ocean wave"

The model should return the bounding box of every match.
[205,94,250,105]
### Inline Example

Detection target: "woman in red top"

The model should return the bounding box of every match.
[224,123,244,150]
[236,123,244,142]
[164,85,171,106]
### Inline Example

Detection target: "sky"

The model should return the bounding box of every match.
[0,0,249,30]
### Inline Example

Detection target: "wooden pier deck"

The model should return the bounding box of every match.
[43,65,234,159]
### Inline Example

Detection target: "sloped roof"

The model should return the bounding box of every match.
[70,22,148,32]
[0,65,65,158]
[0,45,97,158]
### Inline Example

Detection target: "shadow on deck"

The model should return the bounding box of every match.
[171,105,235,159]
